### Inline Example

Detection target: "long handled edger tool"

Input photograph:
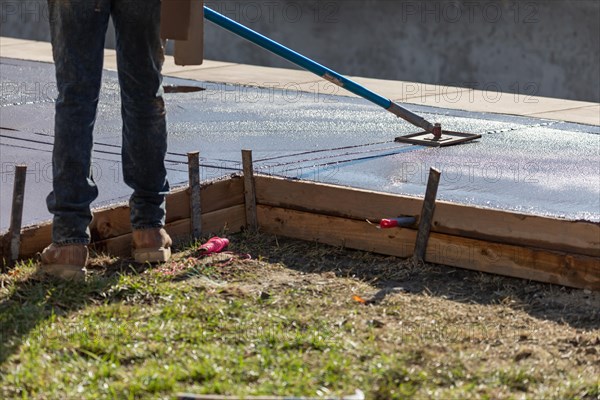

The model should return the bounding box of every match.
[203,7,481,147]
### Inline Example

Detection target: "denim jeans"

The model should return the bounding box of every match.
[46,0,170,245]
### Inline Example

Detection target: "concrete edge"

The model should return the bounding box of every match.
[1,36,598,126]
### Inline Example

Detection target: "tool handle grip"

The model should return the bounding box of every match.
[379,219,399,228]
[379,217,417,229]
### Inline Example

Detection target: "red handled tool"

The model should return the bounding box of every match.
[368,216,416,229]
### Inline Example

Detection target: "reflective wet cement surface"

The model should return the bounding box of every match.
[1,58,599,230]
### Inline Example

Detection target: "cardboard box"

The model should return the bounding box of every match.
[160,0,204,66]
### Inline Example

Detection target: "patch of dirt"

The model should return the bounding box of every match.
[222,233,600,329]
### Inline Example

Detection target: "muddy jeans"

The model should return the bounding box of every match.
[46,0,169,245]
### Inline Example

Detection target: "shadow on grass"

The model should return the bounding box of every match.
[231,232,600,331]
[0,257,152,366]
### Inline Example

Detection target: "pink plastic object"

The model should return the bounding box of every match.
[198,237,229,255]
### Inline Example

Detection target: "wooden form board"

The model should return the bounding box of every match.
[0,177,244,259]
[2,172,598,290]
[257,205,600,291]
[254,175,600,258]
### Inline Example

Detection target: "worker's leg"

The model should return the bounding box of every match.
[46,0,111,245]
[111,0,170,230]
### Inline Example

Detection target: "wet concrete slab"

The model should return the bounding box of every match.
[1,58,599,231]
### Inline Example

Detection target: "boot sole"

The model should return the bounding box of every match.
[133,247,172,263]
[41,264,86,281]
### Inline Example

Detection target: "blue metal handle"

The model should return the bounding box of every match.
[203,6,434,132]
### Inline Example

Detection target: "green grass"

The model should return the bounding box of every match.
[1,232,599,399]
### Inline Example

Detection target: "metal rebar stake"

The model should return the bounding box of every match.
[413,168,441,263]
[187,152,202,240]
[242,150,258,231]
[8,165,27,265]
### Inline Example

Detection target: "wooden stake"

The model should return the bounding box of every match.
[9,165,27,264]
[242,150,258,231]
[187,152,202,240]
[413,168,441,263]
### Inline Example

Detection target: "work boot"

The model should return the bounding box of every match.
[132,228,172,263]
[40,243,88,280]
